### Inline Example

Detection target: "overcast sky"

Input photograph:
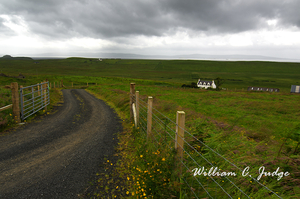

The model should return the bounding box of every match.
[0,0,300,59]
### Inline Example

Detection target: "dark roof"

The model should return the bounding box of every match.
[197,79,212,85]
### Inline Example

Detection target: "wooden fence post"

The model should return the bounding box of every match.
[147,96,153,140]
[130,83,135,122]
[136,91,139,126]
[38,83,40,96]
[11,82,20,123]
[175,111,185,175]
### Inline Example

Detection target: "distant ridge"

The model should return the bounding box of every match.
[1,55,33,60]
[89,53,300,62]
[26,53,300,62]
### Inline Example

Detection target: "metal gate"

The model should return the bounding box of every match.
[20,82,50,121]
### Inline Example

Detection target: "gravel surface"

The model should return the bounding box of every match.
[0,89,122,198]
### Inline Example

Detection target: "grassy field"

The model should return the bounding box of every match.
[86,79,300,198]
[1,58,300,92]
[1,58,300,198]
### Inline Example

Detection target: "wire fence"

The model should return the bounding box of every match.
[48,81,98,88]
[131,92,283,199]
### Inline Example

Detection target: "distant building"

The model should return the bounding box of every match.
[247,87,279,92]
[99,58,102,61]
[17,73,25,79]
[197,79,216,89]
[291,85,300,93]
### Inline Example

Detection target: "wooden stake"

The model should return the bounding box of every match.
[130,83,135,122]
[175,111,185,175]
[11,82,20,123]
[147,96,153,140]
[136,91,139,126]
[38,83,40,96]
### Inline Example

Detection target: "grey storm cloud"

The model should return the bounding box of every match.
[0,0,299,40]
[0,16,17,36]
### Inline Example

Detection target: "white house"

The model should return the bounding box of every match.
[197,79,216,89]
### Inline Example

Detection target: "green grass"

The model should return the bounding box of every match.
[1,58,300,197]
[1,58,300,92]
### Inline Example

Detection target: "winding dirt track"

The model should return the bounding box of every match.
[0,89,122,198]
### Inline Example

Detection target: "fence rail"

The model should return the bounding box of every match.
[129,83,282,199]
[0,104,12,112]
[47,81,97,88]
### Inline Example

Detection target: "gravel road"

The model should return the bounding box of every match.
[0,89,122,198]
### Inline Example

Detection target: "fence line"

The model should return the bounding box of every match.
[0,81,51,124]
[47,81,99,88]
[130,83,282,199]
